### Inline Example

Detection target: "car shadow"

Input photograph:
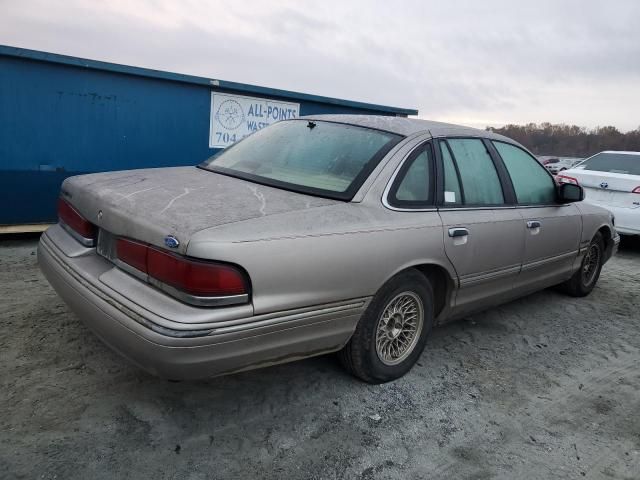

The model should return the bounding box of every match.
[618,234,640,257]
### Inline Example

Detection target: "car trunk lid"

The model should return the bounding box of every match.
[60,166,339,255]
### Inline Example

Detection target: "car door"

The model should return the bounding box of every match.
[491,141,581,292]
[437,138,525,316]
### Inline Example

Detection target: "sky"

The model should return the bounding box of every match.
[1,0,639,131]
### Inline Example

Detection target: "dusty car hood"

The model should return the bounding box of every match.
[61,166,338,254]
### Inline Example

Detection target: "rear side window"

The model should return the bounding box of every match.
[446,139,505,205]
[493,141,557,204]
[577,152,640,175]
[388,144,434,207]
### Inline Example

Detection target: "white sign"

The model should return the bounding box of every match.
[209,92,300,148]
[444,191,457,203]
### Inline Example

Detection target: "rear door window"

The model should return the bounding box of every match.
[439,141,463,205]
[445,138,505,205]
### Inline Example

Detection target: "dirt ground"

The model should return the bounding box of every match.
[1,235,639,480]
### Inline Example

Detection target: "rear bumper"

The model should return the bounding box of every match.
[38,227,366,379]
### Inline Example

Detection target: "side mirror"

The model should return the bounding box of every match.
[558,183,584,203]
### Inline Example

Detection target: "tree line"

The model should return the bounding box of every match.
[486,123,640,158]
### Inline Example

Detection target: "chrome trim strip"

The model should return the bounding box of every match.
[521,251,578,271]
[384,205,438,212]
[438,206,518,211]
[439,202,573,211]
[147,277,249,307]
[517,204,572,209]
[459,264,521,286]
[206,301,367,336]
[59,220,95,247]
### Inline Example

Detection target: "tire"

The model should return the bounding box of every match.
[560,232,605,297]
[339,269,434,383]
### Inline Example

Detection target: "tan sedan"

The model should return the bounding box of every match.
[38,115,619,383]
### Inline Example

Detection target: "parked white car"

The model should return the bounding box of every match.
[541,157,583,175]
[558,151,640,235]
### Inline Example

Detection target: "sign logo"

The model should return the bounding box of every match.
[164,235,180,249]
[215,99,245,130]
[599,182,609,189]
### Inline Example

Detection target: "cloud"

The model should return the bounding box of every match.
[1,0,639,130]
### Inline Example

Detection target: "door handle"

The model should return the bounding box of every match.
[448,227,469,238]
[527,220,541,229]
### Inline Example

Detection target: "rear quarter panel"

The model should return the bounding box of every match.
[187,205,450,315]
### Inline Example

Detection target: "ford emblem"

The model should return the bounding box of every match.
[600,182,608,189]
[164,235,180,249]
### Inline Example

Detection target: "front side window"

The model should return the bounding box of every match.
[388,145,434,207]
[493,141,557,204]
[446,138,505,205]
[200,120,402,200]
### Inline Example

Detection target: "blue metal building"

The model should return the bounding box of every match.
[0,46,417,228]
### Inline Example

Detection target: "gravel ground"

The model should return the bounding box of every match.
[1,235,639,480]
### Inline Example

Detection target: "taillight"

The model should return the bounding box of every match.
[58,198,96,246]
[116,238,248,302]
[116,238,147,273]
[632,186,640,194]
[148,249,246,296]
[556,174,579,185]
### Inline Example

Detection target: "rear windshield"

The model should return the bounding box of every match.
[576,152,640,175]
[200,120,402,200]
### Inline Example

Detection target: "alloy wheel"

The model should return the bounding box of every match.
[375,292,424,366]
[582,243,601,286]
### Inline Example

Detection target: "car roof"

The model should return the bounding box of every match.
[300,114,517,143]
[598,151,640,155]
